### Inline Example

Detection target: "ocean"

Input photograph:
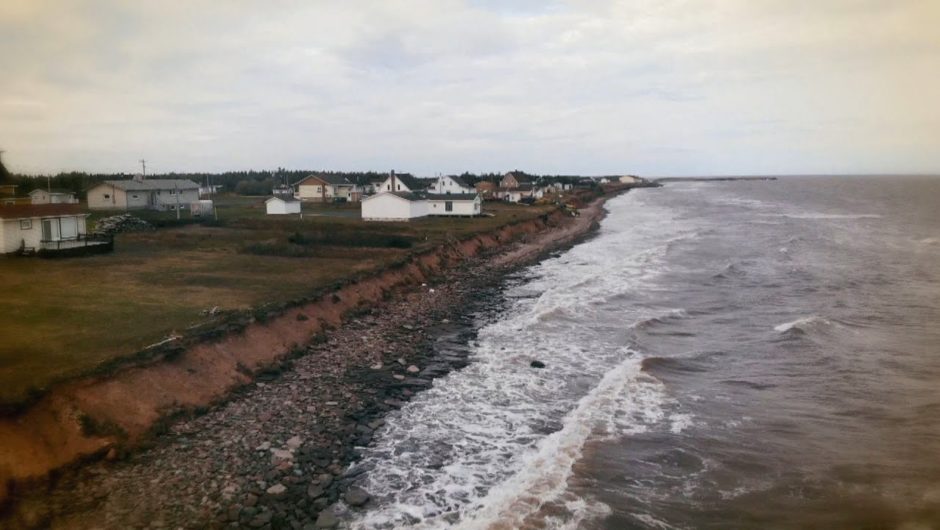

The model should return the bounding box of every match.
[340,176,940,529]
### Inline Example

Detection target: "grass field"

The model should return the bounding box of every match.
[0,196,555,404]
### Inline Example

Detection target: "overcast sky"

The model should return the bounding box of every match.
[1,0,938,176]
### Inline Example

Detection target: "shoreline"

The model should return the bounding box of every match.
[3,193,617,529]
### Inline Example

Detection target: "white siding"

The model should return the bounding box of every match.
[0,215,87,253]
[377,176,416,193]
[297,183,328,201]
[362,193,425,221]
[153,188,199,209]
[1,219,41,253]
[87,184,127,210]
[429,176,475,195]
[427,197,481,216]
[265,198,302,215]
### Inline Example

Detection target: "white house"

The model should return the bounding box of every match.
[294,175,359,202]
[428,175,475,195]
[619,175,642,184]
[265,196,302,215]
[376,172,426,194]
[427,193,482,216]
[29,189,78,205]
[361,192,429,221]
[87,177,200,211]
[498,184,536,203]
[0,204,104,254]
[199,184,223,197]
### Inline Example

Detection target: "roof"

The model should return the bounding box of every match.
[387,173,426,191]
[504,171,533,183]
[296,174,354,187]
[363,191,423,202]
[0,203,86,220]
[426,193,479,201]
[29,188,75,195]
[95,179,199,191]
[265,196,299,203]
[443,175,471,188]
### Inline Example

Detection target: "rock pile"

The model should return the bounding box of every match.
[93,214,153,236]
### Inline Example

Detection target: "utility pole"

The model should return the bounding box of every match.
[175,180,181,220]
[140,159,146,177]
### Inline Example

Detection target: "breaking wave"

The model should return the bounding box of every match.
[774,315,832,334]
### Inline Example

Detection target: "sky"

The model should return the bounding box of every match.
[1,0,938,177]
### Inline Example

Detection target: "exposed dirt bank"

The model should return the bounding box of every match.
[0,195,613,525]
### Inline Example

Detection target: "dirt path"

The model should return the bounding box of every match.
[3,196,614,529]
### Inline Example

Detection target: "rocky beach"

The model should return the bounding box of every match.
[4,197,612,530]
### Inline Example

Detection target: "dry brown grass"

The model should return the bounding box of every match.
[0,198,555,404]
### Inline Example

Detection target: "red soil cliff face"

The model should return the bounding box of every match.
[0,203,603,506]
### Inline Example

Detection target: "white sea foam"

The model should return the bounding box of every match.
[343,191,687,529]
[669,413,694,434]
[779,213,882,220]
[774,315,831,333]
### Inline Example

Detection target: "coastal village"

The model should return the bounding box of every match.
[0,150,651,528]
[0,156,646,256]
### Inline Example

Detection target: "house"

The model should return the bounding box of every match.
[199,184,223,197]
[272,184,295,199]
[475,181,497,199]
[265,196,302,215]
[376,172,426,194]
[619,175,642,184]
[348,175,384,196]
[428,175,475,195]
[361,192,428,221]
[294,174,359,203]
[497,184,536,203]
[427,193,482,216]
[500,171,533,189]
[0,184,29,206]
[29,189,78,205]
[86,177,200,211]
[0,203,109,255]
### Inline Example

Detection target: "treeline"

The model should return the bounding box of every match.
[4,165,597,198]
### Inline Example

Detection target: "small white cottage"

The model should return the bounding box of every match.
[0,204,93,254]
[361,192,428,221]
[265,196,301,215]
[29,189,78,205]
[427,193,482,216]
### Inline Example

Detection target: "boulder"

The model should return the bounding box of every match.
[344,487,370,507]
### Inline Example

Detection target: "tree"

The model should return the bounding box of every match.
[0,151,10,183]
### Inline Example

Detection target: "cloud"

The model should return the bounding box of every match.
[0,0,937,175]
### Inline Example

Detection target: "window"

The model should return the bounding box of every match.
[445,201,453,212]
[104,194,110,199]
[19,219,31,230]
[131,194,139,199]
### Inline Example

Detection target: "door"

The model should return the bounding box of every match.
[41,219,53,241]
